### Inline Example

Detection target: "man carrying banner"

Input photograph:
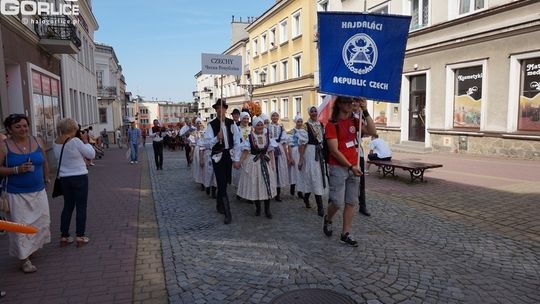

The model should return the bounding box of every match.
[323,96,363,247]
[203,99,241,224]
[352,98,377,216]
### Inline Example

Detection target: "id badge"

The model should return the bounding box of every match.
[345,140,355,148]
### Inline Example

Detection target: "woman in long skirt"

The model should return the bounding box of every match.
[190,119,205,188]
[232,112,251,189]
[299,106,327,217]
[235,117,277,218]
[288,115,308,199]
[268,111,292,201]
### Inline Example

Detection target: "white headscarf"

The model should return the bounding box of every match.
[270,111,279,117]
[293,115,303,123]
[307,105,318,113]
[195,118,202,124]
[239,112,250,121]
[259,113,270,123]
[252,116,264,127]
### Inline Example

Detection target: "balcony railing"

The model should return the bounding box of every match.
[98,86,118,98]
[34,15,81,54]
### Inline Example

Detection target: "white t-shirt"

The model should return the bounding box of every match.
[53,137,96,177]
[369,138,392,158]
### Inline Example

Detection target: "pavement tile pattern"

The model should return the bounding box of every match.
[148,148,540,304]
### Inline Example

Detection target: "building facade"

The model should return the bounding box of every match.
[61,0,100,132]
[95,43,125,137]
[194,72,218,122]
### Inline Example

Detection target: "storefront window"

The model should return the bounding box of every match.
[31,70,60,146]
[518,57,540,131]
[453,66,482,128]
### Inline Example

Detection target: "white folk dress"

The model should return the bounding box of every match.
[232,125,251,187]
[200,142,216,188]
[236,132,278,201]
[299,120,327,196]
[288,128,308,187]
[190,130,205,184]
[268,123,290,188]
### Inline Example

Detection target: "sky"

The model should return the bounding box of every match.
[93,0,275,102]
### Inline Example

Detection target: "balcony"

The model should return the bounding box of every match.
[98,86,118,98]
[34,15,81,54]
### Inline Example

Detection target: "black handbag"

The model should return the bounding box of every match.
[52,138,70,198]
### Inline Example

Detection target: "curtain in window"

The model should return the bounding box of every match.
[459,0,471,14]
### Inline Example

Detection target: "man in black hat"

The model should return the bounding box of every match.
[203,99,241,224]
[231,108,241,126]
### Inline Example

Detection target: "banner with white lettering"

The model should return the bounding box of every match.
[201,53,242,76]
[318,12,411,103]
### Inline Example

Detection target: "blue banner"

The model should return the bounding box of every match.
[318,12,411,103]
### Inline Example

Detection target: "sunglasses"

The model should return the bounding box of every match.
[8,114,27,120]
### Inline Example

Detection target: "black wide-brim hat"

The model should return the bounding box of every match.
[212,98,228,109]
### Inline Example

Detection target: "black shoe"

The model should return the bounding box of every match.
[200,184,205,191]
[255,201,261,217]
[206,187,211,195]
[340,232,358,247]
[289,185,295,196]
[275,188,282,202]
[315,195,324,217]
[303,193,311,209]
[264,200,272,219]
[236,195,241,201]
[211,187,217,199]
[216,197,224,214]
[223,196,232,224]
[297,192,303,200]
[323,215,332,237]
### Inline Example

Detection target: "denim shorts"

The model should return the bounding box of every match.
[328,165,360,208]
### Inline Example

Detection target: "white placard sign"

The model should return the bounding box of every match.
[201,53,242,76]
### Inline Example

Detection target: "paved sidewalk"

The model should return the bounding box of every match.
[148,147,540,304]
[0,147,142,304]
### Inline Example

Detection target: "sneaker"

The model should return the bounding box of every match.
[21,260,37,273]
[323,215,333,237]
[130,161,134,164]
[340,232,358,247]
[364,170,370,176]
[135,161,138,164]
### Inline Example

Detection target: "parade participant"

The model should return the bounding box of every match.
[54,118,95,248]
[127,121,141,164]
[323,96,363,247]
[231,108,241,126]
[352,98,377,216]
[234,116,277,218]
[189,119,205,187]
[260,113,270,127]
[180,119,196,167]
[115,128,122,148]
[268,111,292,201]
[300,106,327,216]
[141,128,147,147]
[150,119,164,170]
[288,115,307,199]
[202,99,241,224]
[232,112,251,189]
[0,114,51,272]
[101,128,110,148]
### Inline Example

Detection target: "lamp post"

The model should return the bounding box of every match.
[235,70,266,101]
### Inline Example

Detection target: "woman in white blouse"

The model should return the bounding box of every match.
[53,118,96,247]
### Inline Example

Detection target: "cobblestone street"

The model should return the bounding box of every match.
[148,147,540,304]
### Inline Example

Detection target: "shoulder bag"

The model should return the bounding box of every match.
[52,138,71,198]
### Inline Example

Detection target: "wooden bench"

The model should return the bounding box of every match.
[367,159,443,183]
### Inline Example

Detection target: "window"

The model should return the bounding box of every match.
[281,98,289,119]
[518,57,540,131]
[269,27,276,48]
[409,0,429,30]
[458,0,485,15]
[253,70,259,84]
[371,3,389,14]
[453,66,483,128]
[293,54,302,78]
[292,10,301,38]
[281,60,288,81]
[97,71,103,88]
[270,63,277,83]
[99,107,107,123]
[279,19,288,43]
[261,32,267,53]
[252,38,258,57]
[318,0,328,11]
[262,99,268,114]
[293,96,302,115]
[271,99,277,112]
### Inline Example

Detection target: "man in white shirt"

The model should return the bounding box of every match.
[115,128,122,148]
[203,99,242,225]
[367,134,392,172]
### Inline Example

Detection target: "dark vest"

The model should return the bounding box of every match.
[209,118,235,153]
[306,122,324,145]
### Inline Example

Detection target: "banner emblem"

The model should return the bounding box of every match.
[343,33,378,75]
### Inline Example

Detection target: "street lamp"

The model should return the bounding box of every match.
[235,71,266,101]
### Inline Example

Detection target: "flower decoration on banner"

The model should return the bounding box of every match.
[242,101,262,117]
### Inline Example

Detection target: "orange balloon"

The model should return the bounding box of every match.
[0,220,38,234]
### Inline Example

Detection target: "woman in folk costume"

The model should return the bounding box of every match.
[288,115,308,200]
[235,116,278,218]
[232,112,251,189]
[189,118,206,188]
[299,106,327,217]
[268,111,292,201]
[198,129,217,198]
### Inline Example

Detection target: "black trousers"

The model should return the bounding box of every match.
[153,141,164,168]
[185,144,192,164]
[212,149,232,200]
[359,156,366,205]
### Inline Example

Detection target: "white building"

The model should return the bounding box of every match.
[61,0,100,130]
[95,43,126,137]
[194,72,218,122]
